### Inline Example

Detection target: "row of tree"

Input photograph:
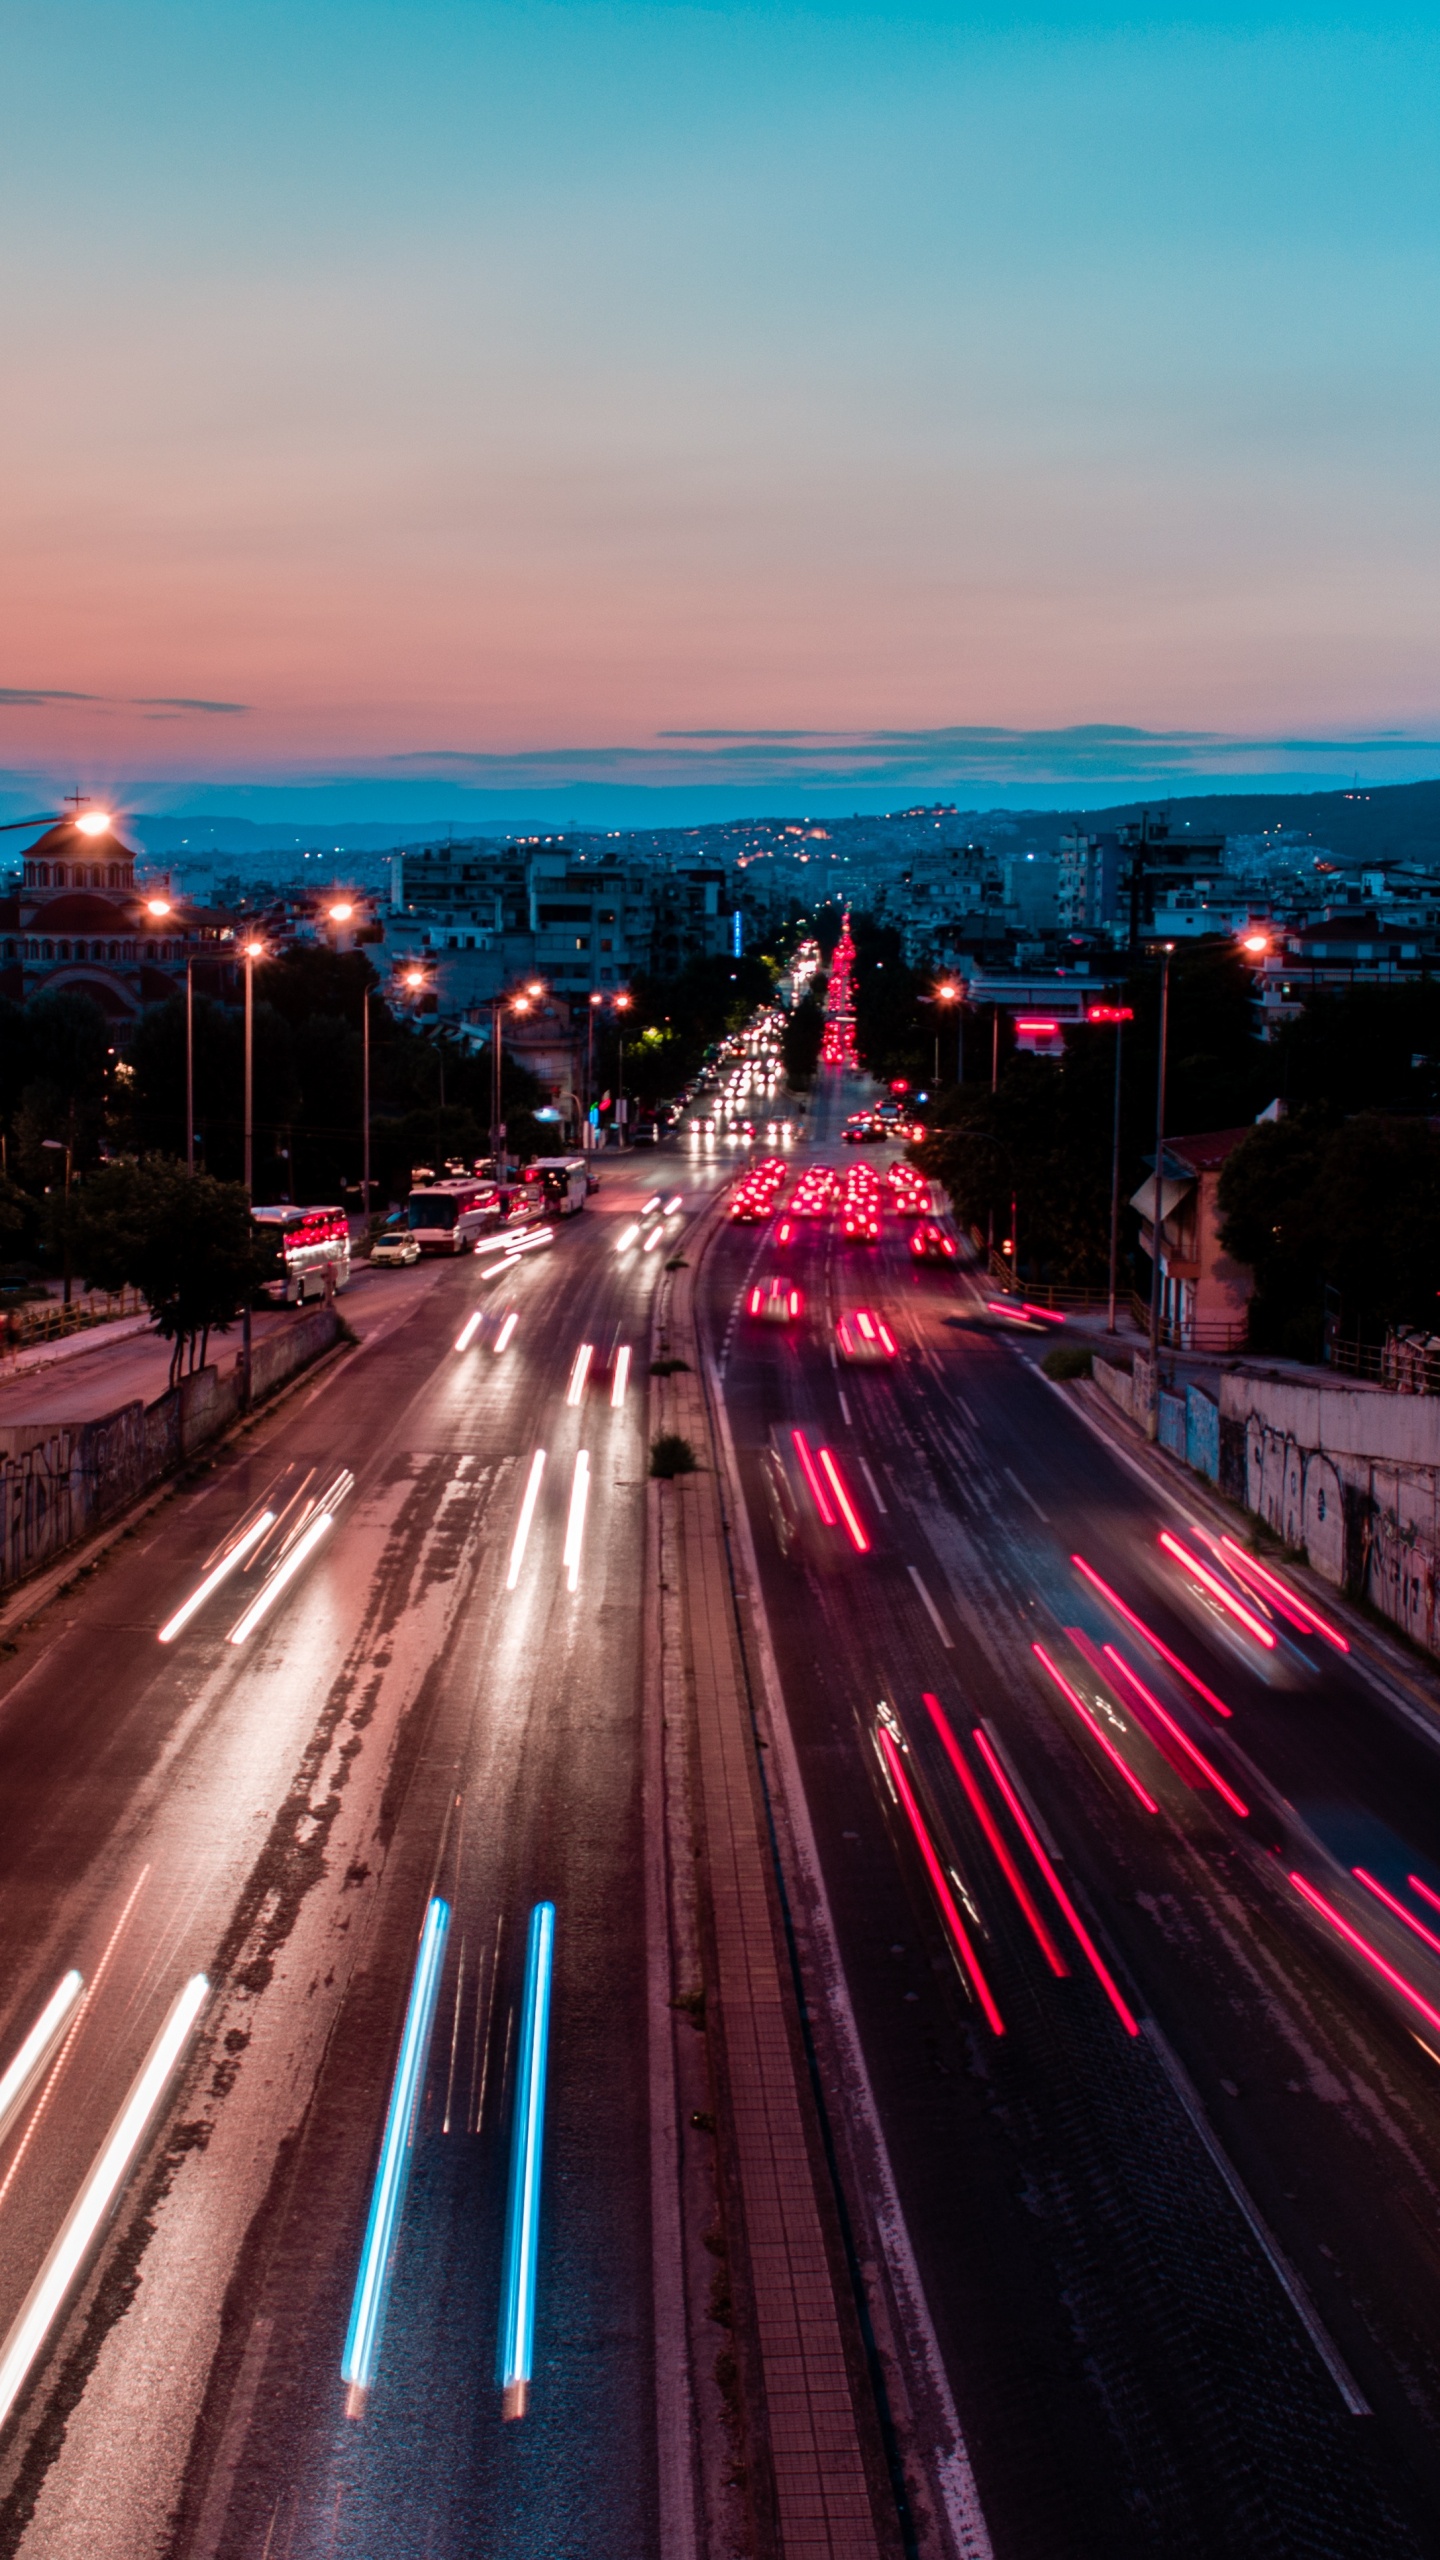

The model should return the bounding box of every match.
[824,905,1440,1355]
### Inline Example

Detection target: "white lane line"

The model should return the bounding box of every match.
[562,1450,591,1592]
[952,1389,978,1426]
[907,1565,954,1650]
[0,1973,208,2430]
[837,1389,852,1425]
[506,1451,546,1590]
[857,1457,888,1516]
[1004,1464,1049,1524]
[1142,2019,1370,2417]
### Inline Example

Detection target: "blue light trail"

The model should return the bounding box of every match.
[342,1894,450,2411]
[499,1899,555,2420]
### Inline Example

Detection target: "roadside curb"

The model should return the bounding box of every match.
[649,1196,888,2560]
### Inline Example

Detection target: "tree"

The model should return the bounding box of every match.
[781,994,824,1090]
[69,1161,262,1387]
[1218,1109,1440,1359]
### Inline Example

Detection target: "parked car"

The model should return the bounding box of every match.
[369,1229,421,1268]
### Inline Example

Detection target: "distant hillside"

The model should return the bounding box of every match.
[1013,779,1440,868]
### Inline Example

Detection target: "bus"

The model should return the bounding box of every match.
[522,1157,588,1218]
[252,1206,352,1305]
[406,1179,502,1254]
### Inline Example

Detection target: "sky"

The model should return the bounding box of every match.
[1,0,1438,825]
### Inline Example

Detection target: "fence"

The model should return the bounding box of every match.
[1,1290,147,1356]
[1327,1332,1440,1395]
[1126,1292,1249,1355]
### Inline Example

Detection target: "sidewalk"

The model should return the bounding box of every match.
[651,1219,885,2559]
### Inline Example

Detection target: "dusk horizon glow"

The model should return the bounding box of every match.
[3,0,1438,820]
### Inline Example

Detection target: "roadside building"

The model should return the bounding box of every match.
[0,815,237,1021]
[1130,1128,1254,1352]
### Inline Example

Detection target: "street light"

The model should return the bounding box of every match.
[1147,946,1175,1436]
[934,979,961,1085]
[40,1137,74,1306]
[1240,931,1269,956]
[490,982,543,1182]
[1087,1004,1134,1333]
[613,992,633,1143]
[326,902,368,1216]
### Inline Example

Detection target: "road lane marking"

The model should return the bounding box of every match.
[837,1388,852,1424]
[1003,1465,1049,1524]
[857,1456,887,1514]
[563,1450,591,1591]
[907,1565,954,1649]
[506,1451,547,1590]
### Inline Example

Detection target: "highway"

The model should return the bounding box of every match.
[0,1164,715,2560]
[712,1073,1440,2556]
[3,1062,1440,2558]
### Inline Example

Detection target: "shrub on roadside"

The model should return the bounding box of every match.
[650,1433,698,1479]
[1041,1343,1093,1380]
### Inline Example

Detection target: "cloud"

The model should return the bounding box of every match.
[0,688,247,716]
[379,723,1440,791]
[0,687,100,707]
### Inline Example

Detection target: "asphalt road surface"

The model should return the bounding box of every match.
[713,1074,1440,2557]
[0,1163,716,2560]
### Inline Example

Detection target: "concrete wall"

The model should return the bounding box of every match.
[1089,1354,1438,1654]
[0,1307,341,1593]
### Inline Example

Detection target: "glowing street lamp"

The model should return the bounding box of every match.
[933,978,962,1084]
[1240,931,1269,957]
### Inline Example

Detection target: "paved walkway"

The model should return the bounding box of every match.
[654,1218,883,2559]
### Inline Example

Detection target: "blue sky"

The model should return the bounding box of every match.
[0,2,1436,822]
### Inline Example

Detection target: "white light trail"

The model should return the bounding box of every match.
[615,1223,641,1253]
[227,1512,334,1644]
[0,1974,83,2149]
[494,1312,518,1354]
[663,1194,683,1213]
[157,1512,276,1644]
[566,1344,594,1406]
[454,1312,482,1353]
[0,1973,207,2431]
[641,1194,662,1214]
[507,1451,546,1590]
[642,1227,664,1252]
[562,1450,590,1592]
[478,1253,521,1280]
[610,1346,631,1409]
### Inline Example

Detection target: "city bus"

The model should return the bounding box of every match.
[252,1205,352,1304]
[521,1157,588,1218]
[406,1178,502,1254]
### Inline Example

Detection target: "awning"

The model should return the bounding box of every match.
[1129,1173,1194,1225]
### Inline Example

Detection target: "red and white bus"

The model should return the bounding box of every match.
[405,1179,502,1254]
[252,1205,352,1304]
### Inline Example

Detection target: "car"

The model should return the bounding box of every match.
[747,1277,803,1325]
[368,1230,421,1267]
[839,1209,880,1242]
[836,1308,897,1362]
[910,1219,959,1265]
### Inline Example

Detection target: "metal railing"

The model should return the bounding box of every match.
[1127,1293,1248,1354]
[0,1288,147,1356]
[1329,1333,1440,1394]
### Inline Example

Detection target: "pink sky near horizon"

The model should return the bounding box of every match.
[2,1,1438,794]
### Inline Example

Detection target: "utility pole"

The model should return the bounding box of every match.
[1146,946,1173,1437]
[1107,1013,1125,1333]
[361,987,371,1220]
[241,938,262,1409]
[1127,809,1153,960]
[185,957,195,1175]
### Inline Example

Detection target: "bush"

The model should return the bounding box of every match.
[650,1433,698,1479]
[649,1357,691,1375]
[1041,1342,1093,1380]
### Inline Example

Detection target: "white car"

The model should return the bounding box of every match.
[369,1230,421,1267]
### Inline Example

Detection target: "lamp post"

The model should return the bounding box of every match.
[325,902,368,1218]
[40,1135,74,1306]
[613,991,633,1143]
[142,892,193,1170]
[587,991,603,1142]
[1086,1004,1134,1335]
[934,980,961,1086]
[1146,946,1174,1437]
[240,936,264,1408]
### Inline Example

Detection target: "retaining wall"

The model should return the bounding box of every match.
[0,1306,341,1593]
[1088,1348,1440,1659]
